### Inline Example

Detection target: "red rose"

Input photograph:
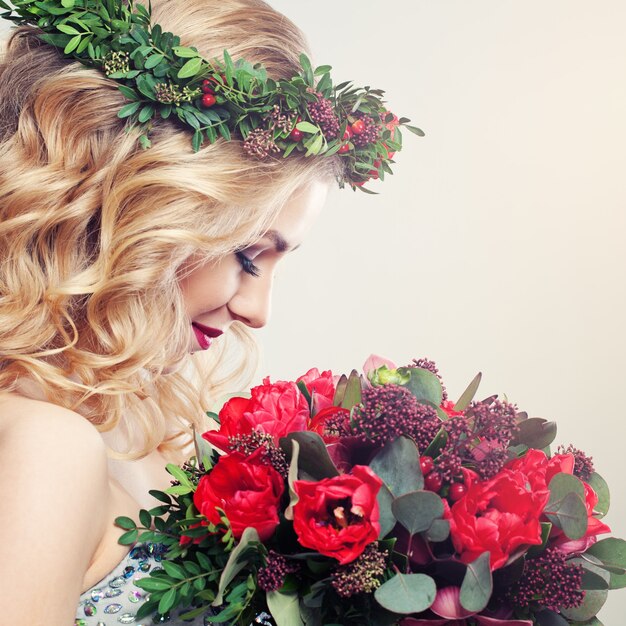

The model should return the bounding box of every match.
[297,367,336,412]
[292,465,382,565]
[447,470,550,570]
[506,449,611,552]
[203,376,310,451]
[193,449,284,542]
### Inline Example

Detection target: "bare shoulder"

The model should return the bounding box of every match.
[0,393,110,623]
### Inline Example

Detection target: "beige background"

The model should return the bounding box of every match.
[2,1,625,621]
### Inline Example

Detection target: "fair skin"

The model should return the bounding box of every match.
[0,178,329,625]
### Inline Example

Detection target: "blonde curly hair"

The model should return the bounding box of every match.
[0,0,340,461]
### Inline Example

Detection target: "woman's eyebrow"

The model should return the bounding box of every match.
[263,229,301,252]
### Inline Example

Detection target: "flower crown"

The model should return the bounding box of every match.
[1,0,424,190]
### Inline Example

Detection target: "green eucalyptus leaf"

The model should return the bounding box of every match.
[279,431,339,480]
[374,573,436,614]
[545,473,588,540]
[512,417,557,449]
[369,436,423,496]
[266,589,304,626]
[587,472,610,518]
[453,372,482,411]
[424,518,450,542]
[561,557,609,620]
[459,552,492,612]
[586,538,626,588]
[391,490,444,535]
[397,367,443,405]
[376,483,396,539]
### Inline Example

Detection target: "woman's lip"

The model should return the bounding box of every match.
[191,322,223,338]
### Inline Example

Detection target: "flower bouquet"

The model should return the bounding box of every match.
[115,356,626,625]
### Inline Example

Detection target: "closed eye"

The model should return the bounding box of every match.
[235,251,260,277]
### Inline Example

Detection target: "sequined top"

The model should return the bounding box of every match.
[74,542,207,626]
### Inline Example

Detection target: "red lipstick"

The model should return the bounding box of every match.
[192,322,223,350]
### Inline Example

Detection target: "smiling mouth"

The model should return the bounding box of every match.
[191,322,223,350]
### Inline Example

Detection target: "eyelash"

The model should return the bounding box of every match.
[235,251,260,277]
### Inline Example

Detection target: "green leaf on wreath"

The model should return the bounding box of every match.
[374,573,436,614]
[459,551,492,612]
[115,515,137,530]
[266,589,304,626]
[158,587,177,615]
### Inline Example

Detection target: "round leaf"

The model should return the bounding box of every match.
[369,435,423,496]
[460,552,492,612]
[392,490,444,534]
[374,573,436,614]
[587,472,610,518]
[397,367,443,405]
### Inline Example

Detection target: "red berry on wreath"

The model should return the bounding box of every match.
[449,483,467,502]
[290,128,303,142]
[201,93,216,107]
[420,456,434,476]
[338,143,351,154]
[343,127,353,140]
[424,471,443,493]
[351,119,365,134]
[201,79,214,94]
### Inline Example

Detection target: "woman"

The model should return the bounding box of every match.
[0,0,399,622]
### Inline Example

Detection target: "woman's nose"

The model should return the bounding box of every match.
[228,273,273,329]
